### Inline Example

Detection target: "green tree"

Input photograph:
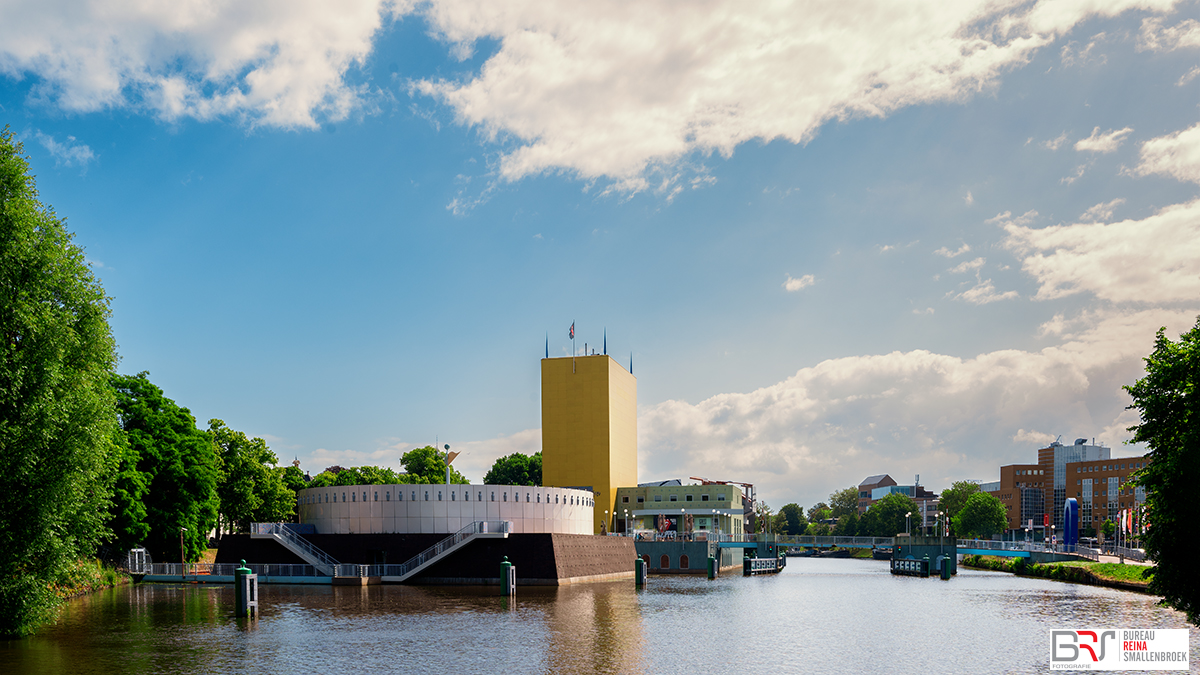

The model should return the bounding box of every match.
[209,419,294,534]
[354,465,408,485]
[777,503,807,535]
[111,373,219,563]
[401,445,469,484]
[939,480,982,525]
[483,451,542,486]
[833,511,859,537]
[754,501,773,534]
[0,129,121,637]
[953,492,1007,539]
[281,465,307,493]
[828,487,859,518]
[1125,320,1200,626]
[107,438,150,551]
[806,502,831,522]
[1101,519,1116,540]
[862,492,919,537]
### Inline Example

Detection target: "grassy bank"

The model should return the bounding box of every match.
[54,559,130,601]
[960,555,1152,592]
[850,547,874,559]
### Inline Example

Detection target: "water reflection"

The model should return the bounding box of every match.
[1,559,1193,675]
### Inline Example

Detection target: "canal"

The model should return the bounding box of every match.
[2,558,1194,673]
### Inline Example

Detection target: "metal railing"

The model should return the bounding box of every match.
[252,522,339,575]
[371,521,510,579]
[145,563,324,577]
[1113,545,1145,561]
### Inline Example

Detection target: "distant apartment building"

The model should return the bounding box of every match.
[981,438,1147,537]
[857,473,939,527]
[614,481,746,536]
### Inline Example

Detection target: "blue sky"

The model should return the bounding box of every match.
[3,1,1199,509]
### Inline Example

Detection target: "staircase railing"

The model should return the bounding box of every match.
[386,521,510,580]
[251,523,339,575]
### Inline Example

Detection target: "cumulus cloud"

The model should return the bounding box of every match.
[1135,122,1200,184]
[1044,132,1069,150]
[414,0,1176,192]
[948,256,985,274]
[0,0,407,128]
[1079,197,1125,222]
[955,278,1019,304]
[1138,16,1200,52]
[933,243,971,258]
[1003,198,1200,303]
[783,274,815,292]
[34,131,96,168]
[1074,126,1133,153]
[638,307,1195,505]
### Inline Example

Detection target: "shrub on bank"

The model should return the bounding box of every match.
[960,555,1152,587]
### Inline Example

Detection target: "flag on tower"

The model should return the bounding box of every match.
[569,322,575,339]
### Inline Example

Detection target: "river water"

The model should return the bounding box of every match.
[2,558,1194,674]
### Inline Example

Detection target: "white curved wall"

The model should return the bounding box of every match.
[297,484,594,535]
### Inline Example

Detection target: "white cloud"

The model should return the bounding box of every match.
[1135,122,1200,184]
[1061,163,1088,184]
[912,307,935,315]
[783,274,815,292]
[1178,65,1200,86]
[449,428,542,483]
[1003,198,1200,304]
[1079,197,1125,222]
[35,131,95,168]
[0,0,407,128]
[1044,132,1069,150]
[1074,126,1133,153]
[964,191,974,206]
[955,278,1019,304]
[1138,16,1200,52]
[1012,428,1057,445]
[933,243,971,258]
[638,307,1195,506]
[415,0,1177,192]
[948,256,985,274]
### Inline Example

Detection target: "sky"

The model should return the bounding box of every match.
[2,0,1199,510]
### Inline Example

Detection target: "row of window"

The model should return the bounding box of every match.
[298,490,594,507]
[621,493,726,504]
[1015,469,1043,476]
[643,553,692,570]
[1076,462,1144,473]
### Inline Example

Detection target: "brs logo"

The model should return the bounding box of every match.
[1053,630,1117,663]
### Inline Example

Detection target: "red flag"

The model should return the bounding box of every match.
[569,322,575,339]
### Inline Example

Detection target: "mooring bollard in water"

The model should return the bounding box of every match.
[234,560,258,618]
[707,556,717,579]
[635,557,646,587]
[501,556,516,595]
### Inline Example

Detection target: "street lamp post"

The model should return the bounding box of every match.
[905,512,912,535]
[604,510,609,535]
[712,509,718,538]
[624,508,629,536]
[179,526,187,569]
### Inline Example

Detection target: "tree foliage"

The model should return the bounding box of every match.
[833,511,859,536]
[111,373,219,563]
[953,492,1007,539]
[806,502,831,522]
[828,487,859,518]
[401,445,468,484]
[1125,319,1200,625]
[209,419,293,534]
[307,465,410,487]
[483,451,542,486]
[939,480,982,524]
[777,502,807,535]
[859,492,919,537]
[0,128,121,637]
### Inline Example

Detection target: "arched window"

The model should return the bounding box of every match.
[680,554,690,569]
[641,554,650,567]
[374,491,378,502]
[660,554,670,569]
[491,492,495,502]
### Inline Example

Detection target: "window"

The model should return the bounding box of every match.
[622,496,629,503]
[555,495,559,504]
[342,492,346,502]
[637,497,644,503]
[526,493,530,502]
[537,493,540,503]
[385,492,390,501]
[503,492,507,502]
[680,554,690,569]
[479,492,483,501]
[325,494,328,503]
[424,491,429,501]
[719,494,726,500]
[702,495,709,502]
[654,495,662,502]
[491,492,495,502]
[669,495,677,502]
[438,491,443,501]
[399,491,403,501]
[374,492,378,502]
[451,491,455,501]
[686,495,693,502]
[660,554,670,569]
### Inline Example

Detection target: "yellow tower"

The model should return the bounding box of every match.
[541,354,637,534]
